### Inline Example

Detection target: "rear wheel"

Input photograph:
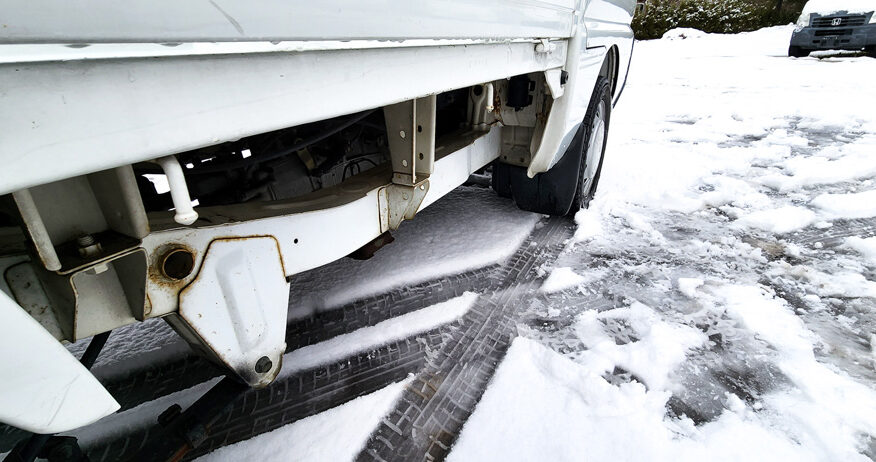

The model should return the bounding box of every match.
[789,46,810,58]
[569,77,610,215]
[491,76,612,216]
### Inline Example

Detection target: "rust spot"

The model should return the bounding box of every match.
[143,293,152,317]
[147,243,197,290]
[348,232,394,260]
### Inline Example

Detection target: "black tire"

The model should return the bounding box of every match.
[490,164,513,198]
[491,76,612,216]
[568,76,611,215]
[789,46,810,58]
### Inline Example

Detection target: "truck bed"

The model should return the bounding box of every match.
[0,0,574,195]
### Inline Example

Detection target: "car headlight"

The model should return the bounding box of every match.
[870,12,876,23]
[796,14,810,31]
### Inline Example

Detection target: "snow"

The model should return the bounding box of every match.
[715,285,876,460]
[812,189,876,219]
[677,278,704,298]
[736,206,817,234]
[780,264,876,298]
[68,378,221,450]
[451,25,876,462]
[662,28,707,40]
[453,298,876,461]
[801,0,876,17]
[196,378,412,462]
[448,337,670,462]
[757,139,876,192]
[288,187,539,319]
[844,236,876,265]
[540,267,586,293]
[449,338,829,462]
[66,318,187,380]
[573,208,603,240]
[575,302,706,391]
[66,294,476,453]
[280,292,477,377]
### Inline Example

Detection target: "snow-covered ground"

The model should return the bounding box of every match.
[451,26,876,461]
[196,378,413,462]
[286,187,539,319]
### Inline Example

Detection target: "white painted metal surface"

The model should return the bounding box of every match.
[0,291,119,434]
[154,156,198,226]
[0,0,575,44]
[143,129,503,319]
[11,190,62,271]
[0,41,566,196]
[178,238,289,387]
[585,0,637,104]
[527,0,636,176]
[528,18,591,177]
[0,39,544,64]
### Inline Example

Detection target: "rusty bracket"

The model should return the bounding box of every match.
[378,180,430,233]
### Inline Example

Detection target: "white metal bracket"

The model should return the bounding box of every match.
[535,38,558,54]
[378,180,430,233]
[544,68,565,99]
[383,95,437,186]
[174,237,289,387]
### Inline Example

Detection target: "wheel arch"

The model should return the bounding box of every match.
[600,45,621,101]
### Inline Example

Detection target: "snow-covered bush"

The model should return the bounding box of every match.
[661,27,708,40]
[633,0,800,39]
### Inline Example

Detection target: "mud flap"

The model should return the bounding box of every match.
[492,123,584,216]
[0,291,119,434]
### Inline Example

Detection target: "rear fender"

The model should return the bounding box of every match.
[527,0,634,177]
[527,34,607,178]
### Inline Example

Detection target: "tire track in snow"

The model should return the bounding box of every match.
[0,266,501,454]
[71,217,569,461]
[359,217,574,462]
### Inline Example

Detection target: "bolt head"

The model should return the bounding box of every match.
[255,356,273,374]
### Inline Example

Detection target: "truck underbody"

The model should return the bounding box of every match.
[0,0,636,444]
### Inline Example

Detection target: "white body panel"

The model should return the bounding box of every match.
[528,0,636,176]
[0,0,575,44]
[0,40,566,196]
[0,291,119,433]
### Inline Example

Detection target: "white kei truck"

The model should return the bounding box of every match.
[0,0,639,451]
